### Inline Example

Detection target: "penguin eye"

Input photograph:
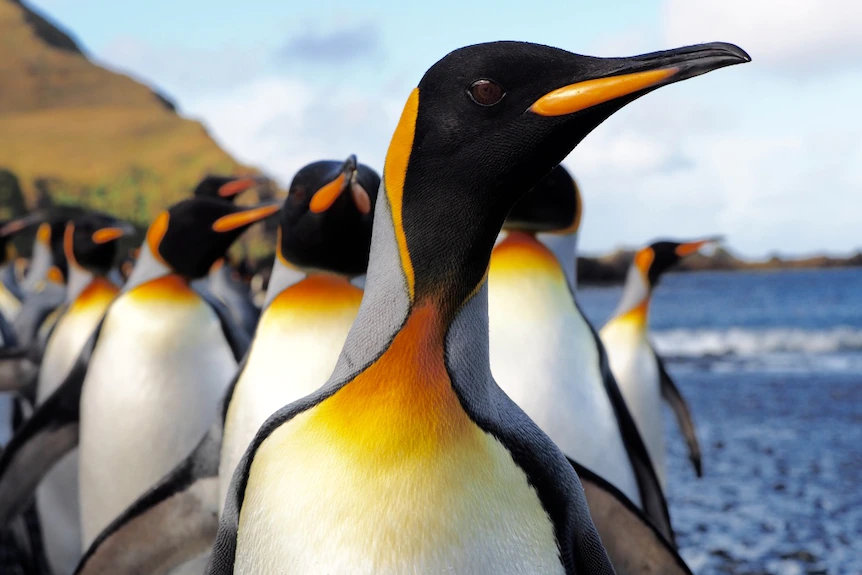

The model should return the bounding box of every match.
[468,79,505,106]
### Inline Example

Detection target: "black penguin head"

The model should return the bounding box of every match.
[193,174,268,202]
[635,238,720,287]
[64,213,135,275]
[278,155,380,276]
[504,164,581,234]
[388,40,748,304]
[146,196,281,279]
[0,212,45,264]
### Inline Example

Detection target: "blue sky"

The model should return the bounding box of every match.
[31,0,862,257]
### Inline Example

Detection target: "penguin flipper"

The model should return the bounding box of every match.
[653,347,702,477]
[570,459,693,575]
[75,424,222,575]
[0,326,97,523]
[0,347,39,395]
[196,285,251,361]
[588,320,675,544]
[0,358,85,523]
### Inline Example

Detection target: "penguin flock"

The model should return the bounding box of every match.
[0,39,749,574]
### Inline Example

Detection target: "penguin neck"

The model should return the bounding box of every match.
[263,257,307,308]
[65,261,96,303]
[328,191,493,384]
[535,230,578,293]
[610,264,651,329]
[122,243,173,293]
[21,239,52,292]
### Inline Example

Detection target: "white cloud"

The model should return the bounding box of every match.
[663,0,862,76]
[190,76,403,186]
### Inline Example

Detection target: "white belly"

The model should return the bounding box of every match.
[36,301,112,573]
[78,291,237,546]
[489,273,641,506]
[601,321,666,488]
[219,298,357,509]
[0,283,20,321]
[38,307,105,402]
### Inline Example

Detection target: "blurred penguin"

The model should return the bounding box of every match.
[600,239,717,488]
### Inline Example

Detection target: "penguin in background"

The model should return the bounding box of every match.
[208,40,748,575]
[0,196,280,555]
[488,165,678,549]
[0,210,80,422]
[0,218,31,325]
[192,174,271,338]
[33,212,133,575]
[74,155,379,575]
[600,239,717,489]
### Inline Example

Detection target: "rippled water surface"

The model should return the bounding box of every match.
[580,268,862,575]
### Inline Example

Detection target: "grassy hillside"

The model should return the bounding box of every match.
[0,0,246,227]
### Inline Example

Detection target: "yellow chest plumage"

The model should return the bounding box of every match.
[235,304,564,574]
[220,275,362,507]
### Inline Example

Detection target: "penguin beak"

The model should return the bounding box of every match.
[91,222,137,245]
[675,236,722,257]
[530,42,750,117]
[309,155,365,214]
[0,211,46,237]
[212,202,281,232]
[218,175,269,198]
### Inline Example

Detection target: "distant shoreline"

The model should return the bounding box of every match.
[577,247,862,285]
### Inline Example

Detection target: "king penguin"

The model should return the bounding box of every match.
[74,156,380,575]
[190,174,271,339]
[0,196,279,550]
[33,212,132,575]
[600,239,715,490]
[208,40,748,575]
[488,165,678,548]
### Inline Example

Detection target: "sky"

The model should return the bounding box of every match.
[29,0,862,258]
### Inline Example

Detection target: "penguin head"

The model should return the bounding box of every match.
[386,40,748,305]
[0,212,45,264]
[146,196,280,279]
[193,174,269,202]
[64,213,135,275]
[503,164,581,234]
[279,155,380,276]
[635,238,720,289]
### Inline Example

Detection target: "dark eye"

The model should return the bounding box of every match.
[468,79,505,106]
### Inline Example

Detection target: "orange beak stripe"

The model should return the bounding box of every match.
[219,177,259,198]
[530,68,678,117]
[676,239,713,257]
[309,173,347,214]
[92,227,126,244]
[212,204,280,232]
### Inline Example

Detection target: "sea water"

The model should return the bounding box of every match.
[579,267,862,575]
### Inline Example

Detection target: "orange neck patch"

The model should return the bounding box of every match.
[618,298,650,329]
[128,274,197,304]
[63,223,79,269]
[146,212,170,266]
[268,274,362,317]
[383,87,419,301]
[491,231,565,279]
[310,302,470,461]
[71,276,119,312]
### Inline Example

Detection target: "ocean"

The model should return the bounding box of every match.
[579,268,862,575]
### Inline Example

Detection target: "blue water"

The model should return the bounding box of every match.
[579,268,862,575]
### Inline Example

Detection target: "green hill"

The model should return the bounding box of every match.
[0,0,246,226]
